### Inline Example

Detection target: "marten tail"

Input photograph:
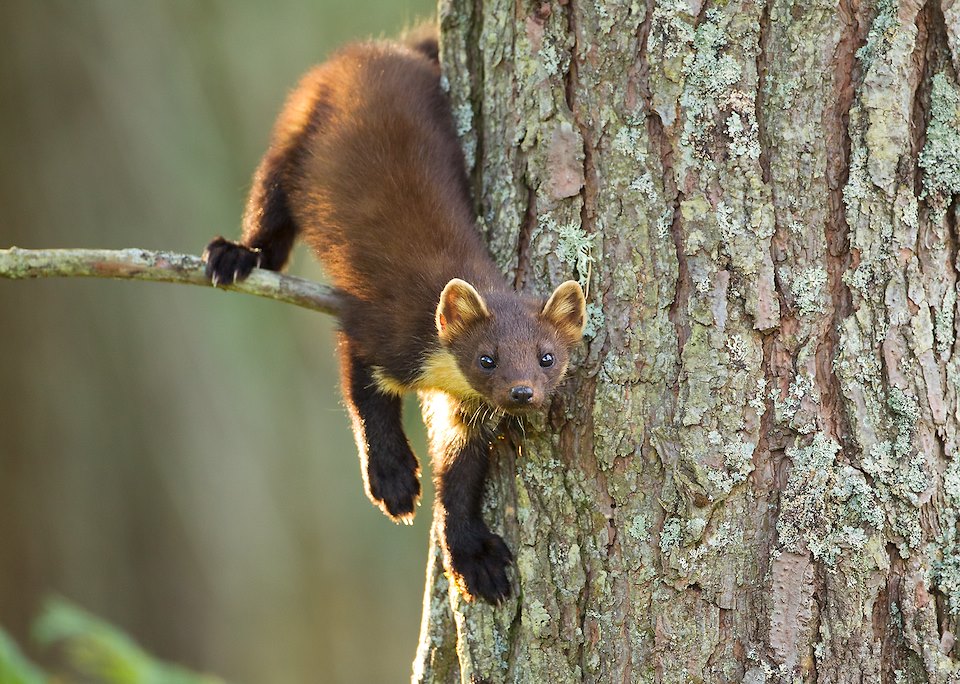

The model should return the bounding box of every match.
[401,21,439,65]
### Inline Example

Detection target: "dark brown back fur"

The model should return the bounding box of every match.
[280,43,502,379]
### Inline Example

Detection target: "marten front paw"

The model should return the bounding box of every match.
[203,236,262,286]
[365,445,422,524]
[445,526,513,604]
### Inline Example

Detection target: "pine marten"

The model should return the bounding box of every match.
[203,34,586,603]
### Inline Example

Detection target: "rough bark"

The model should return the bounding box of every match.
[414,0,960,682]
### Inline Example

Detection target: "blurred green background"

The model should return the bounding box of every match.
[0,1,436,682]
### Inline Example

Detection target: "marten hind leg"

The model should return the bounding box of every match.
[206,70,335,286]
[204,150,298,286]
[338,334,422,523]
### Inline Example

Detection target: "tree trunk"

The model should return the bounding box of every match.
[414,0,960,681]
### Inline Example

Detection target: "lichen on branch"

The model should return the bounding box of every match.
[0,247,342,316]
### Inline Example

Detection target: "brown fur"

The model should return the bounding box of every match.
[202,35,586,603]
[284,43,503,384]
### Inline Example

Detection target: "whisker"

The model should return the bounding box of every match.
[469,402,483,428]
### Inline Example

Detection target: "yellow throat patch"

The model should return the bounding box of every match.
[371,348,482,401]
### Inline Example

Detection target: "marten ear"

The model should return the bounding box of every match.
[436,278,490,342]
[541,280,587,340]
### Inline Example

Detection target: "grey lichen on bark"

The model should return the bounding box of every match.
[416,0,960,682]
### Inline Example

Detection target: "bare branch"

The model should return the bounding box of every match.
[0,247,343,317]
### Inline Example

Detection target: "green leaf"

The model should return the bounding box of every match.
[33,598,226,684]
[0,628,47,684]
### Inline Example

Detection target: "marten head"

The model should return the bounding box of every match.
[435,278,587,413]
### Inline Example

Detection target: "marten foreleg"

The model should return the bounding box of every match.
[430,404,512,603]
[339,335,422,523]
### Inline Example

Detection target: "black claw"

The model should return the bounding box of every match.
[203,236,261,285]
[446,528,513,603]
[366,441,422,523]
[370,468,421,522]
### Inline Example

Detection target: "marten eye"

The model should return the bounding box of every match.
[540,353,555,368]
[479,355,497,370]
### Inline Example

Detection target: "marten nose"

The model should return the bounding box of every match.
[510,386,534,404]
